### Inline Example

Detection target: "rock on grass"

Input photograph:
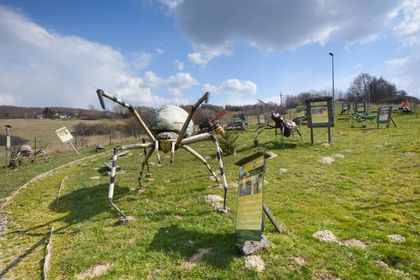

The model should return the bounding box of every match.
[205,194,223,208]
[319,157,335,165]
[404,151,416,157]
[331,153,345,159]
[244,255,265,272]
[387,234,406,243]
[313,230,339,243]
[77,263,112,279]
[341,239,368,249]
[293,256,307,267]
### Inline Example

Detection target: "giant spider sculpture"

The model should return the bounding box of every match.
[96,89,229,221]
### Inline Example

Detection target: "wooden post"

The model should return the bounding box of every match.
[5,125,11,170]
[327,124,331,144]
[310,126,314,145]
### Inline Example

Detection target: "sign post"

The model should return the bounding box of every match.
[305,97,334,144]
[5,125,11,171]
[54,127,80,155]
[234,152,281,241]
[377,106,396,128]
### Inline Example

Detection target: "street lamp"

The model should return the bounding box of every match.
[328,52,335,101]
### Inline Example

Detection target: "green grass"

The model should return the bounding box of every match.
[1,113,419,279]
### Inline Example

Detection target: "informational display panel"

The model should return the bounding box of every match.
[295,105,306,120]
[354,102,367,114]
[341,103,351,113]
[377,106,393,127]
[305,97,333,128]
[54,127,73,143]
[257,114,266,126]
[235,152,266,240]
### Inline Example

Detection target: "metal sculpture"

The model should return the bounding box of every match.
[96,89,229,221]
[254,99,302,147]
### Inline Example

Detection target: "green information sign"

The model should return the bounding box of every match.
[235,152,267,240]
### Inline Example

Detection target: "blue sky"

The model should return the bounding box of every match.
[0,0,419,108]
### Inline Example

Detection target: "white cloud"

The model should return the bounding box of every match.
[203,79,257,98]
[394,0,420,45]
[174,59,184,71]
[130,52,152,70]
[386,55,420,96]
[386,56,411,68]
[142,71,199,104]
[0,5,195,107]
[167,72,198,89]
[0,93,15,105]
[187,44,231,66]
[156,0,184,10]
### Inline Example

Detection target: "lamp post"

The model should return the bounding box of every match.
[328,52,335,101]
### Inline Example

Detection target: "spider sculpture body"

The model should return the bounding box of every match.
[96,89,229,220]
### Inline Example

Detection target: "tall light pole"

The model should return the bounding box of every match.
[328,52,335,101]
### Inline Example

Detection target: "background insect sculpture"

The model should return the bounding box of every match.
[96,89,229,221]
[254,99,302,147]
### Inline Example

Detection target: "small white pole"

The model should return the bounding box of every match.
[68,142,80,155]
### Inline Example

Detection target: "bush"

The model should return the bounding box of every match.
[218,131,240,156]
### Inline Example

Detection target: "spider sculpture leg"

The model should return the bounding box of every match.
[138,146,155,189]
[96,89,156,143]
[108,143,153,219]
[142,138,150,174]
[295,127,303,140]
[175,91,210,147]
[182,145,219,185]
[181,133,229,209]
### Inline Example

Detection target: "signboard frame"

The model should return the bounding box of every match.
[354,102,367,114]
[295,105,306,124]
[54,127,80,155]
[340,102,351,114]
[234,152,282,241]
[305,96,333,144]
[377,106,396,128]
[234,152,267,240]
[257,114,267,128]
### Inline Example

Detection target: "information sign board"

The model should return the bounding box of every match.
[235,152,267,240]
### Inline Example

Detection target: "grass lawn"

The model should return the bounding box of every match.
[0,112,419,279]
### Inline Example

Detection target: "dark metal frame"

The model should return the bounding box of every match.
[305,96,334,144]
[377,106,396,128]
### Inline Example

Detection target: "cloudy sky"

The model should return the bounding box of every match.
[0,0,419,108]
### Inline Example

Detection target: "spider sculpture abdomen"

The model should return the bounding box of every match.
[150,105,194,137]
